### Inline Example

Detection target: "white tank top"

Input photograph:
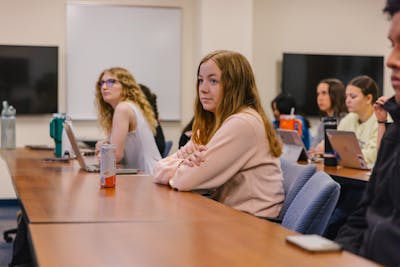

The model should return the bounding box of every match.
[121,102,161,174]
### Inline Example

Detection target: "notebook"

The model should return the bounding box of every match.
[277,129,309,163]
[63,123,138,174]
[325,129,371,170]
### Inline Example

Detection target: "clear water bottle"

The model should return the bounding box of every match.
[62,115,75,158]
[1,101,16,149]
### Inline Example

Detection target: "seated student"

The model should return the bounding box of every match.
[337,75,379,164]
[335,3,400,265]
[94,67,161,174]
[324,75,379,239]
[271,93,311,149]
[309,78,347,155]
[139,84,166,155]
[178,117,193,148]
[153,50,284,218]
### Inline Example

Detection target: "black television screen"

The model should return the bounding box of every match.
[0,45,58,115]
[281,53,384,116]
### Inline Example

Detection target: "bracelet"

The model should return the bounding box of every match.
[377,120,387,124]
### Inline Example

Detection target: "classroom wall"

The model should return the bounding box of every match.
[0,0,392,151]
[0,0,252,152]
[0,0,196,151]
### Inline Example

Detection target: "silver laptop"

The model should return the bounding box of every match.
[325,129,371,170]
[63,123,138,174]
[277,129,309,163]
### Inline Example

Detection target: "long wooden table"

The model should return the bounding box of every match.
[1,148,380,267]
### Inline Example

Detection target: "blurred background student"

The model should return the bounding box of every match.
[271,93,311,149]
[139,84,166,155]
[95,67,161,174]
[324,75,379,240]
[154,50,284,218]
[309,78,347,155]
[338,75,379,164]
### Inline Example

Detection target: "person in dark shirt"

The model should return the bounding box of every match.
[334,1,400,266]
[139,84,166,155]
[178,117,193,148]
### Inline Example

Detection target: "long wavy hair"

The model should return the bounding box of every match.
[192,50,282,157]
[95,67,157,134]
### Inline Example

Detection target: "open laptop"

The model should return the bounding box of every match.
[325,129,371,170]
[277,129,309,163]
[63,123,138,174]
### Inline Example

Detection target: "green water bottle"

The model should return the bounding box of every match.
[49,113,65,157]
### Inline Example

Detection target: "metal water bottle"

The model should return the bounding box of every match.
[323,116,337,166]
[1,101,16,149]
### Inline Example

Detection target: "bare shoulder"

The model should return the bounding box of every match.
[113,102,135,119]
[115,101,133,111]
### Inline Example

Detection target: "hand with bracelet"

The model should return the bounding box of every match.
[374,95,389,149]
[374,96,389,124]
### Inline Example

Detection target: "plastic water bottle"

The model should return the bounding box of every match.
[62,115,75,158]
[1,101,16,149]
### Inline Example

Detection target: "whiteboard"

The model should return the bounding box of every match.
[67,4,181,120]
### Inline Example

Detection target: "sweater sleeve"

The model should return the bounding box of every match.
[153,149,183,185]
[361,124,378,164]
[169,114,262,191]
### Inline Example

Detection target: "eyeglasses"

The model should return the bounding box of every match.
[98,79,119,87]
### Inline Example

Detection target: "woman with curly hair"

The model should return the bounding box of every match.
[153,50,284,218]
[95,67,161,174]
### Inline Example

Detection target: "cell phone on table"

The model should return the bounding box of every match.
[286,235,342,252]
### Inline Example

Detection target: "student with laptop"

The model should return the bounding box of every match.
[271,93,312,149]
[337,75,379,164]
[94,67,161,174]
[63,123,138,174]
[153,50,284,218]
[309,78,347,155]
[324,75,379,239]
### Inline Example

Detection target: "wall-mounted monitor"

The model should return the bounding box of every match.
[0,45,58,115]
[281,53,384,116]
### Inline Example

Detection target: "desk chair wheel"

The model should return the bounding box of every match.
[3,228,17,243]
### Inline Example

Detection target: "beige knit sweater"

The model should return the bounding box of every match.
[153,108,284,218]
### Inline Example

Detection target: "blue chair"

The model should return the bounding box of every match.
[162,140,173,158]
[279,158,316,219]
[282,171,341,235]
[1,199,19,243]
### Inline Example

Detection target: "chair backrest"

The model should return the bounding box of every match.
[282,171,340,235]
[279,158,316,219]
[162,140,173,158]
